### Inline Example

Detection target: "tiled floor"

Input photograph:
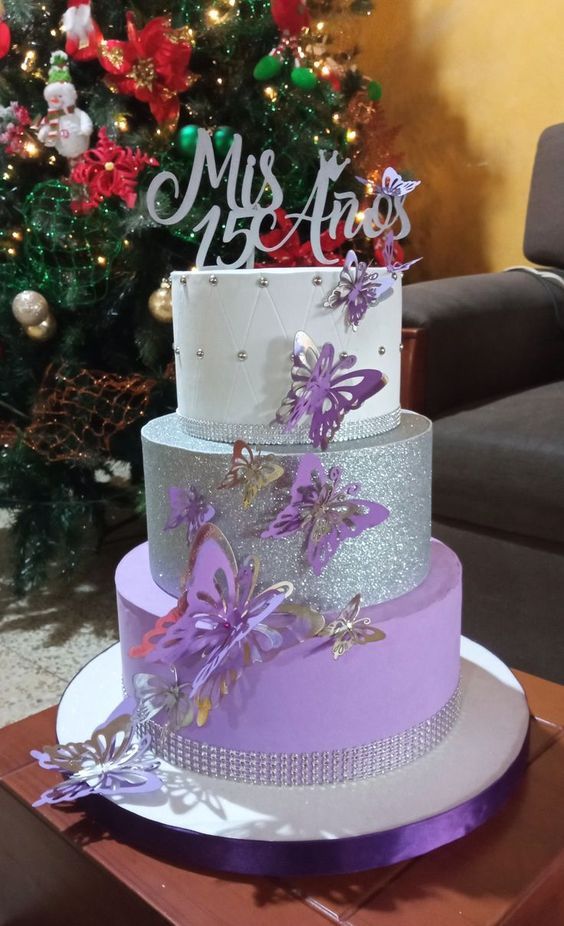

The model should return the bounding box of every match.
[0,520,146,727]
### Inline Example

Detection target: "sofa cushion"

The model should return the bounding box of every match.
[403,271,564,418]
[432,381,564,544]
[524,124,564,268]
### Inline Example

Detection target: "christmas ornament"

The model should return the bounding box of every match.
[346,92,401,186]
[24,180,122,308]
[11,290,50,327]
[0,1,10,60]
[98,14,193,127]
[62,0,102,61]
[367,80,383,102]
[253,54,282,81]
[213,126,234,157]
[148,280,172,323]
[36,51,93,162]
[23,365,156,464]
[290,66,317,90]
[0,102,31,156]
[26,315,57,342]
[70,128,158,214]
[270,0,310,35]
[176,124,200,158]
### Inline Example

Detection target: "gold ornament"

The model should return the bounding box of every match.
[12,290,50,327]
[26,314,57,341]
[148,280,173,323]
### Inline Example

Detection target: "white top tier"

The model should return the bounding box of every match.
[171,266,402,444]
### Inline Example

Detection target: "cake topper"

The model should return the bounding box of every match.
[218,439,285,509]
[275,330,387,449]
[262,453,390,576]
[146,129,420,268]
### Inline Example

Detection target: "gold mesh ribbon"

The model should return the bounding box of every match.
[347,94,401,185]
[24,365,156,463]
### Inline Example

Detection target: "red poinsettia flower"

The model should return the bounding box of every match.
[98,13,193,126]
[260,208,347,266]
[70,128,159,213]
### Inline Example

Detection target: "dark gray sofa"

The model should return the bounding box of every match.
[402,125,564,683]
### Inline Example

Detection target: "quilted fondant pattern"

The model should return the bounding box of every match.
[172,268,402,427]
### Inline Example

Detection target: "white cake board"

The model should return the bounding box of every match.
[56,638,530,875]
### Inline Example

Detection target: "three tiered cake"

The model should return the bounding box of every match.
[38,163,529,875]
[115,264,463,785]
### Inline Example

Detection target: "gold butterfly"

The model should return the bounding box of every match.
[318,594,386,660]
[218,440,285,509]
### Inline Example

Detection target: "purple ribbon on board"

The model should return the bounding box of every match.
[84,724,529,877]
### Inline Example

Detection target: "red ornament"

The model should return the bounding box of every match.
[260,209,347,267]
[0,20,10,59]
[70,128,158,213]
[270,0,309,35]
[63,1,103,61]
[98,13,193,127]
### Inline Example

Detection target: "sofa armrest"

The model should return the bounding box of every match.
[402,270,564,417]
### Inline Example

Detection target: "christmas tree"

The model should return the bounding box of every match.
[0,0,404,590]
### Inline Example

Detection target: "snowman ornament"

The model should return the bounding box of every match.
[37,51,92,164]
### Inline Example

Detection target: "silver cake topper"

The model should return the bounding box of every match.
[146,129,420,269]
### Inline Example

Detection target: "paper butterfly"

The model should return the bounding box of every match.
[356,167,421,198]
[318,594,386,659]
[164,485,215,543]
[262,454,390,576]
[31,714,162,807]
[275,330,387,450]
[133,667,195,731]
[325,249,394,329]
[380,231,422,275]
[139,524,324,724]
[376,166,421,197]
[218,440,284,509]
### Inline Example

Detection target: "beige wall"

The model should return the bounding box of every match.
[347,0,563,280]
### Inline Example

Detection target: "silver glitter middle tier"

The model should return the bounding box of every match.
[142,411,432,610]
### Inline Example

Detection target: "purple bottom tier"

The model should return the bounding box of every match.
[117,539,462,780]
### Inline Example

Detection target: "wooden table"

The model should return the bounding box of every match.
[1,670,563,926]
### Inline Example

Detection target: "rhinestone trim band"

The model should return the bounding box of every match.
[138,681,461,787]
[176,407,402,446]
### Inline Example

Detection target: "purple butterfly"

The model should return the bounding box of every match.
[262,454,390,576]
[31,714,162,807]
[275,331,387,450]
[164,485,215,543]
[148,524,323,724]
[325,250,395,329]
[381,232,422,275]
[375,167,421,197]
